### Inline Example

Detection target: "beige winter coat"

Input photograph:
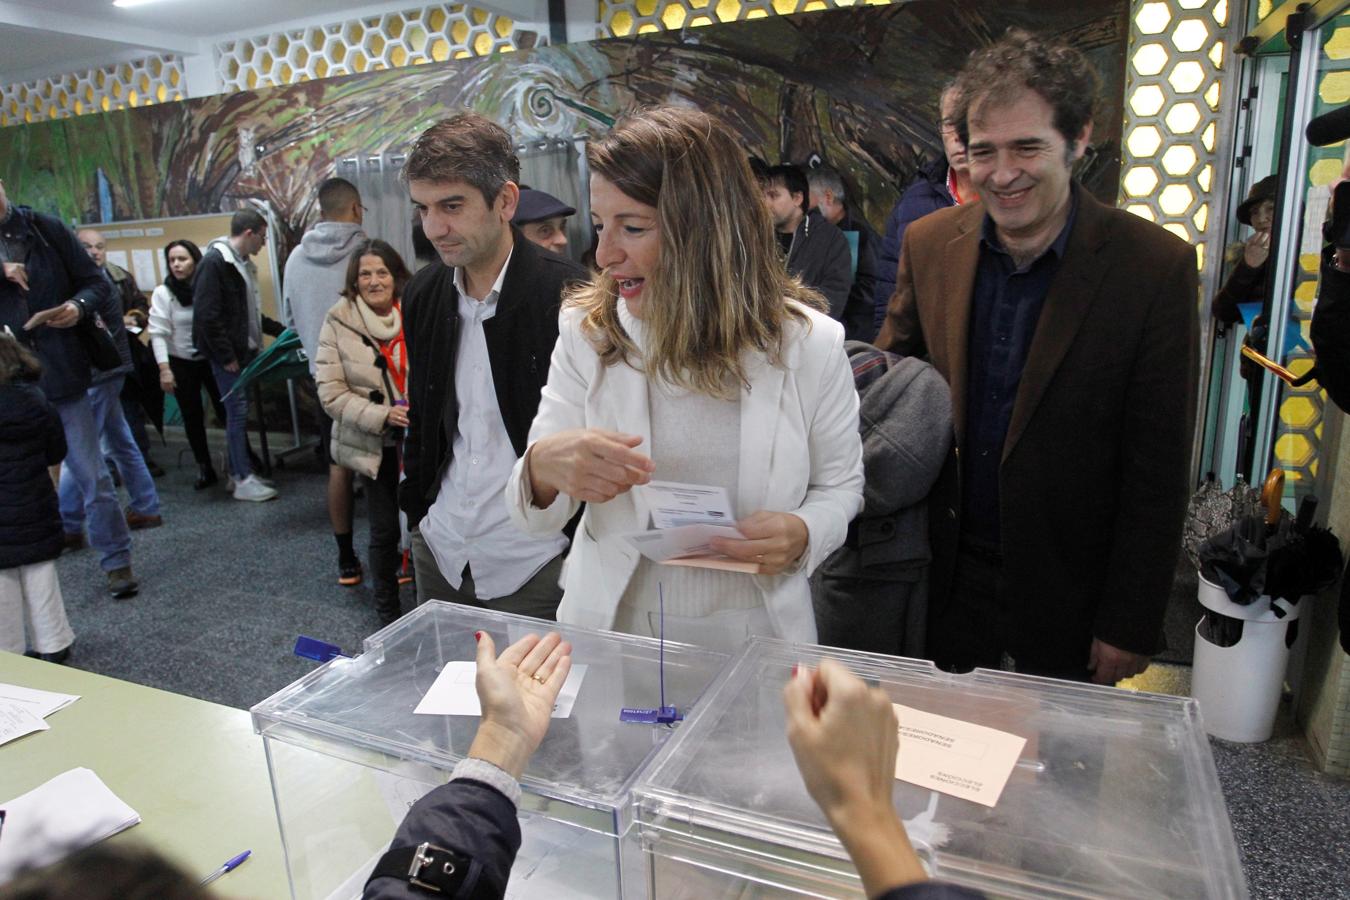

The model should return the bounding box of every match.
[315,297,405,479]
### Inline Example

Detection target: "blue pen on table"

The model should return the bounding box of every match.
[199,850,251,886]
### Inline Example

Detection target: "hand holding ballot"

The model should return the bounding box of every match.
[708,510,809,576]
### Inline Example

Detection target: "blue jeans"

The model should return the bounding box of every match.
[54,393,132,573]
[211,362,251,479]
[61,377,161,524]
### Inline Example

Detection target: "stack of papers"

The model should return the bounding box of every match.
[0,683,79,748]
[0,768,141,881]
[622,481,757,573]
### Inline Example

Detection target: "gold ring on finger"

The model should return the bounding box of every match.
[531,674,547,684]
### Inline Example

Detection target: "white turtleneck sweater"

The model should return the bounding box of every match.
[613,300,761,619]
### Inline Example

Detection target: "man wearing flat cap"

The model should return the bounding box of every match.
[511,188,575,257]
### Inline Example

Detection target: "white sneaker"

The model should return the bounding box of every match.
[225,473,272,491]
[233,474,278,502]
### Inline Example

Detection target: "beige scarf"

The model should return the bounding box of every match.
[355,297,401,342]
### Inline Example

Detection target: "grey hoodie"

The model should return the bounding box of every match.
[281,221,366,374]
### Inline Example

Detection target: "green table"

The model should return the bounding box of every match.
[0,652,289,897]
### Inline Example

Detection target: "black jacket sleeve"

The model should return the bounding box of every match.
[44,402,68,466]
[819,227,856,321]
[263,314,286,338]
[192,252,236,367]
[364,780,521,899]
[39,213,110,319]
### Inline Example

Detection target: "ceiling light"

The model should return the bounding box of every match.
[112,0,170,8]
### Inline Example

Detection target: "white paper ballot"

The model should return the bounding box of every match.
[0,768,141,881]
[415,663,588,718]
[643,480,736,528]
[893,704,1027,808]
[623,523,746,562]
[0,682,79,719]
[0,700,49,747]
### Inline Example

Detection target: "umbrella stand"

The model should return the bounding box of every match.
[1192,575,1303,743]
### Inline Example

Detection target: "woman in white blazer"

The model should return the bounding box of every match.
[505,107,863,651]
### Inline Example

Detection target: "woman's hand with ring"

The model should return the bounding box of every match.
[708,511,809,575]
[385,404,410,428]
[469,631,572,780]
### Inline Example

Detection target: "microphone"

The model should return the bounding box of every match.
[1306,104,1350,146]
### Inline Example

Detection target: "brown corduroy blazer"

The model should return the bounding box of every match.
[876,188,1199,669]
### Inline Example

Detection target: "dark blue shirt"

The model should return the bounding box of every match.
[961,192,1078,546]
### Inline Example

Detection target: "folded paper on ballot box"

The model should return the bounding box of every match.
[893,704,1027,808]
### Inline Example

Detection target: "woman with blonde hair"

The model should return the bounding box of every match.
[506,106,863,651]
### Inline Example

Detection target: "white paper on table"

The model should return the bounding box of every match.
[893,704,1027,808]
[641,480,736,529]
[0,682,79,718]
[0,700,48,747]
[0,768,140,881]
[622,523,746,562]
[414,663,587,718]
[130,249,158,292]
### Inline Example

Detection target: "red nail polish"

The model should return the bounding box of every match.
[474,631,482,642]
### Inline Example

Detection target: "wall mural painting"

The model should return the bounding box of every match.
[0,0,1126,256]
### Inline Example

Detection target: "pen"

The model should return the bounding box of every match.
[199,850,251,886]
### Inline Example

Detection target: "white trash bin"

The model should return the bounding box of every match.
[1191,574,1303,743]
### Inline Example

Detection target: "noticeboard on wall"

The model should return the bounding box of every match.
[75,211,280,322]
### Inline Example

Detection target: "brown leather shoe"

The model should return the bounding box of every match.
[107,567,139,599]
[125,510,163,530]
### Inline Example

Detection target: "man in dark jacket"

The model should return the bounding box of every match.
[809,165,881,341]
[760,163,857,325]
[193,208,283,502]
[71,229,163,531]
[873,85,975,334]
[399,113,585,618]
[0,178,138,598]
[76,227,163,475]
[876,30,1198,685]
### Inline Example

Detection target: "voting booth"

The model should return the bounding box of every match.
[630,637,1248,899]
[251,602,729,899]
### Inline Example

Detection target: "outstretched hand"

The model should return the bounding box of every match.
[469,631,572,780]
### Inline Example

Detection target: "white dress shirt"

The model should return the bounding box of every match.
[419,249,567,599]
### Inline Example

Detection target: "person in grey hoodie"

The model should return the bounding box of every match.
[282,177,368,584]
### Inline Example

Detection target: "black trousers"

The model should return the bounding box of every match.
[929,540,1091,682]
[364,444,402,603]
[168,356,227,469]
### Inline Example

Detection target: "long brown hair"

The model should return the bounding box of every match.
[570,106,824,399]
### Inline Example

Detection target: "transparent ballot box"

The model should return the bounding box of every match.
[631,637,1247,899]
[251,602,729,899]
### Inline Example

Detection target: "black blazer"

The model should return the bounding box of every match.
[399,233,587,528]
[877,190,1199,670]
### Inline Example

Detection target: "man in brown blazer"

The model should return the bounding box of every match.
[876,29,1198,684]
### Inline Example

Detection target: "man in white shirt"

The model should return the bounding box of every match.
[398,113,586,618]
